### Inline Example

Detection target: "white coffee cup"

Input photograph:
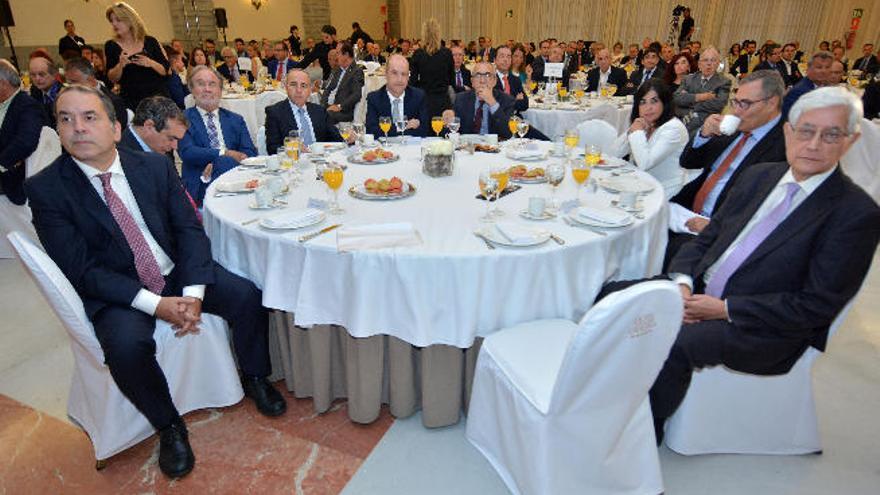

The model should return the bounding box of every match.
[254,186,273,207]
[528,196,547,217]
[266,155,280,171]
[719,114,742,136]
[485,134,499,145]
[363,134,375,145]
[619,190,638,209]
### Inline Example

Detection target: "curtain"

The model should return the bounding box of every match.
[400,0,880,56]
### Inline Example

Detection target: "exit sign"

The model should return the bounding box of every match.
[853,8,864,18]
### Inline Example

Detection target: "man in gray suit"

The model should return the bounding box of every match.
[321,41,365,125]
[674,46,732,135]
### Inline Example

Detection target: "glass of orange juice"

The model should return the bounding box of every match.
[490,165,509,216]
[322,163,345,214]
[379,116,392,145]
[431,116,444,136]
[571,161,591,204]
[284,130,301,161]
[508,116,520,139]
[564,129,579,160]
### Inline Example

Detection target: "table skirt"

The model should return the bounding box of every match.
[268,311,483,428]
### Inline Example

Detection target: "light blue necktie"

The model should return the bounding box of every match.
[205,112,221,149]
[297,107,315,145]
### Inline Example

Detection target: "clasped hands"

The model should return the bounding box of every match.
[156,296,203,336]
[679,284,727,325]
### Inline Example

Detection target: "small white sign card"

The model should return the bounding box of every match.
[237,57,253,72]
[544,62,564,78]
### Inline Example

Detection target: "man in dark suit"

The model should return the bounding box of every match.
[217,47,254,84]
[297,24,338,80]
[178,66,256,204]
[530,39,550,79]
[62,57,128,128]
[851,43,879,78]
[623,49,662,95]
[166,50,190,109]
[119,96,187,159]
[477,36,495,62]
[26,85,286,478]
[363,43,386,64]
[534,45,572,89]
[782,51,833,120]
[444,61,515,139]
[266,41,298,82]
[265,70,342,151]
[365,54,429,137]
[754,44,788,83]
[494,46,528,113]
[666,70,787,266]
[451,45,471,93]
[28,55,63,128]
[586,48,628,93]
[733,40,758,77]
[674,47,732,134]
[779,43,803,87]
[603,87,880,444]
[58,19,86,60]
[320,42,364,125]
[0,60,45,206]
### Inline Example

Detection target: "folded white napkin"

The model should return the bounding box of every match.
[576,199,631,225]
[506,147,545,159]
[337,223,422,252]
[216,177,262,192]
[495,222,544,244]
[261,208,324,229]
[241,156,267,166]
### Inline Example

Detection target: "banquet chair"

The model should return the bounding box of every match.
[256,125,268,156]
[0,126,61,259]
[466,280,682,495]
[664,297,859,455]
[575,119,618,155]
[841,118,880,202]
[126,108,134,125]
[7,231,244,467]
[184,93,195,108]
[255,90,287,129]
[353,85,368,124]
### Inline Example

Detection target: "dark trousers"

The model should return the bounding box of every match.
[92,262,269,430]
[662,230,696,272]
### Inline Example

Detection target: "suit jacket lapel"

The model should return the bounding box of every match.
[187,107,210,145]
[460,92,476,132]
[119,151,170,256]
[59,155,128,250]
[218,109,236,148]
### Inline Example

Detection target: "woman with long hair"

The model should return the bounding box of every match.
[104,1,169,109]
[408,18,454,117]
[664,52,696,92]
[188,47,208,69]
[511,43,528,84]
[611,79,688,198]
[91,48,112,88]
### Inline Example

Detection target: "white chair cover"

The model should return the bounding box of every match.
[576,118,618,155]
[7,231,244,461]
[184,93,195,108]
[256,125,268,156]
[254,90,287,129]
[25,126,61,178]
[466,280,682,495]
[126,108,134,125]
[841,118,880,202]
[353,85,368,125]
[664,298,858,455]
[0,127,61,258]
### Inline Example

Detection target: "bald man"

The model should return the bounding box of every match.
[364,54,429,137]
[264,69,342,150]
[585,48,628,93]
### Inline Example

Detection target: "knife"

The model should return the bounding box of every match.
[473,231,496,249]
[299,224,341,243]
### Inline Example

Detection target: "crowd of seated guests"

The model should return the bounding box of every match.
[4,0,879,481]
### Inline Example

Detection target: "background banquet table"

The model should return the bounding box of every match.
[203,140,668,427]
[524,97,633,138]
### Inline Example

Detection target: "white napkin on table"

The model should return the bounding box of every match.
[495,222,544,244]
[576,198,631,225]
[506,143,544,159]
[337,223,422,252]
[261,208,324,229]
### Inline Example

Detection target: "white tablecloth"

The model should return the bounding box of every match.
[203,142,667,348]
[524,99,632,139]
[184,90,287,142]
[364,73,386,94]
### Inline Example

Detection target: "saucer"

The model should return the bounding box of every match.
[519,209,557,221]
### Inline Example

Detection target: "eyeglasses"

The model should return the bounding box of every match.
[730,96,771,110]
[473,72,494,79]
[791,125,850,144]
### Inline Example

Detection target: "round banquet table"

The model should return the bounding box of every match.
[524,98,632,138]
[184,90,287,142]
[203,141,669,427]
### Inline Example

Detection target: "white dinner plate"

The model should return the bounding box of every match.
[504,149,548,162]
[597,176,655,194]
[258,210,326,230]
[478,226,551,247]
[519,209,557,221]
[567,211,634,228]
[240,156,267,168]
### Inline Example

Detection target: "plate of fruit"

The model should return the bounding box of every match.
[348,147,399,164]
[349,176,416,200]
[508,164,548,184]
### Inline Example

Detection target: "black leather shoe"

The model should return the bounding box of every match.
[242,376,287,417]
[158,420,195,478]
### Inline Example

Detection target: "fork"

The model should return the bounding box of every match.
[563,216,607,236]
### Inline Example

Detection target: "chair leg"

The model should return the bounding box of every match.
[95,459,108,470]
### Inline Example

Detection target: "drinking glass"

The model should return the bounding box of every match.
[395,117,408,145]
[277,146,293,172]
[446,116,461,135]
[558,87,568,100]
[564,129,579,161]
[606,83,618,97]
[585,144,602,166]
[571,160,591,204]
[322,163,345,214]
[336,122,352,144]
[478,170,499,223]
[546,161,565,210]
[508,115,520,138]
[379,116,392,145]
[490,165,509,216]
[431,116,445,136]
[352,122,366,149]
[516,119,530,148]
[284,130,301,162]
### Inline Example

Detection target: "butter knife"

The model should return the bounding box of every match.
[298,224,341,243]
[550,233,565,245]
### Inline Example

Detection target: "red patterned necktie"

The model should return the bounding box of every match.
[276,60,284,80]
[503,74,511,94]
[98,173,166,294]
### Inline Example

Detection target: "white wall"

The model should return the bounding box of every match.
[330,0,388,43]
[212,0,303,43]
[7,0,174,48]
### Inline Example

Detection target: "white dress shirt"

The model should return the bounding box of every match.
[387,90,406,122]
[599,68,611,86]
[74,152,205,316]
[328,65,348,105]
[289,100,316,141]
